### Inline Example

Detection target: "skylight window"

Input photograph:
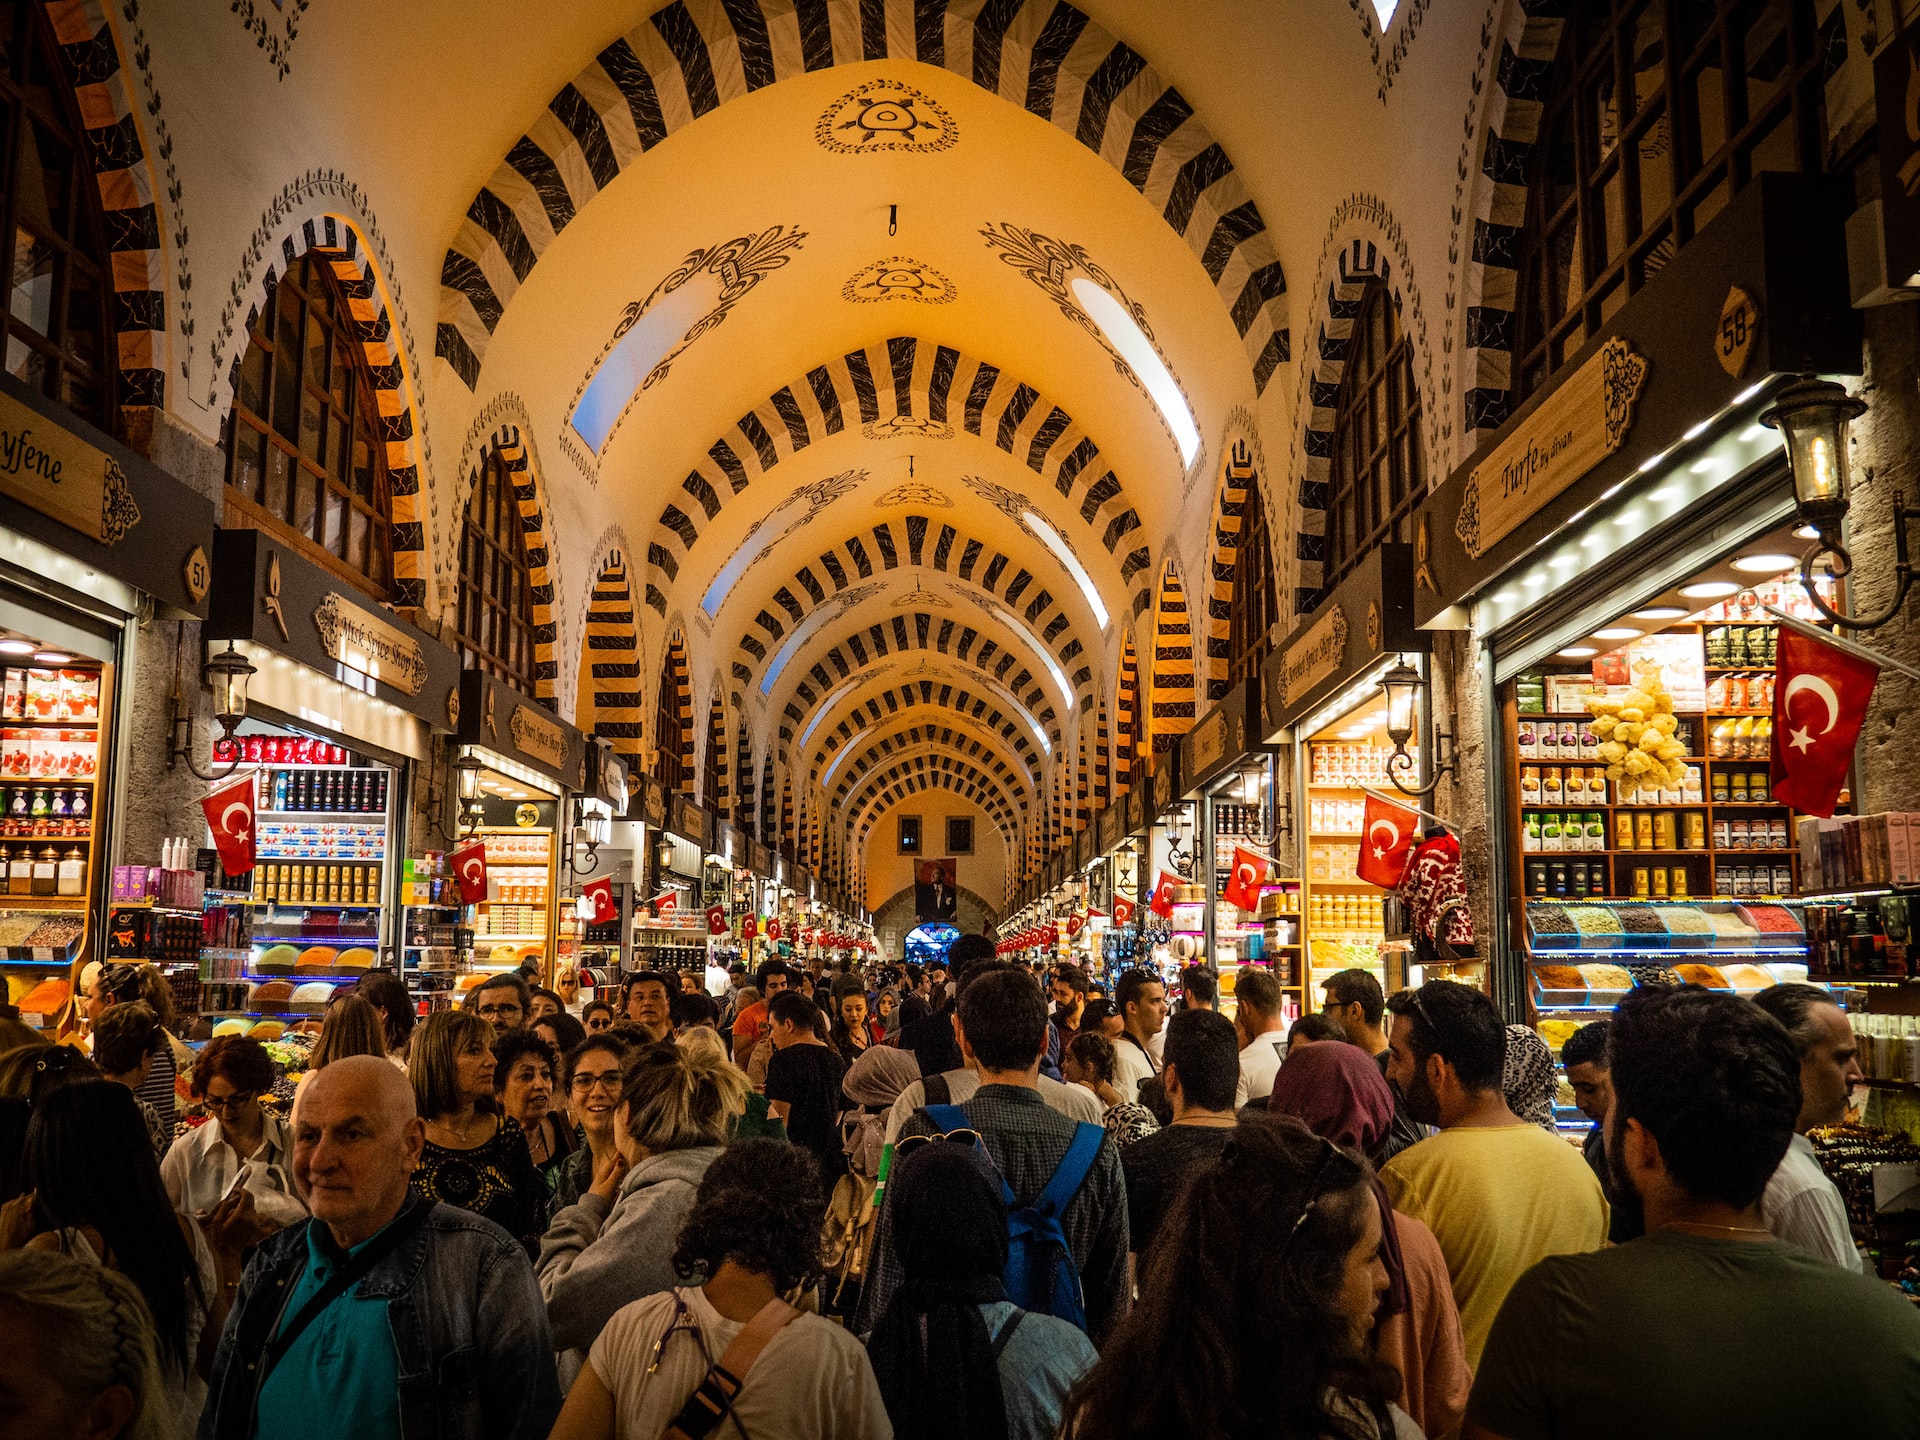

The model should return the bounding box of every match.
[569,272,723,453]
[703,525,775,617]
[1369,0,1398,24]
[1023,510,1109,630]
[1070,277,1200,466]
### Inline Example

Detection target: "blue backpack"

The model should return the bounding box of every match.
[925,1104,1106,1332]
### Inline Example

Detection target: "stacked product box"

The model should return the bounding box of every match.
[1799,814,1920,892]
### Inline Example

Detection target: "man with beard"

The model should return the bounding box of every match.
[1464,986,1920,1440]
[1381,982,1606,1369]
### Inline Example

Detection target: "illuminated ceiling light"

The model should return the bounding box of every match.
[1632,607,1687,620]
[0,639,34,655]
[1557,647,1598,658]
[1069,277,1199,465]
[1591,627,1641,641]
[1679,581,1740,599]
[1682,420,1710,441]
[33,651,71,665]
[568,273,723,452]
[1022,510,1109,629]
[1731,553,1797,574]
[1636,453,1667,474]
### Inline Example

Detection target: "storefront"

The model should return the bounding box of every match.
[0,376,217,1031]
[451,668,588,998]
[1416,172,1855,1129]
[1263,541,1435,1015]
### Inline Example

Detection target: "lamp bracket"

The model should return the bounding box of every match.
[1798,496,1919,631]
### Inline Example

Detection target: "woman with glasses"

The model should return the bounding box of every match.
[1063,1116,1417,1440]
[537,1042,746,1392]
[408,1010,549,1250]
[159,1035,305,1229]
[552,1034,632,1210]
[495,1028,577,1184]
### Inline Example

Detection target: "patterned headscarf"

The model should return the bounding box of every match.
[1503,1024,1557,1130]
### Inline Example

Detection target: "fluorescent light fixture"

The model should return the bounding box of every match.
[569,272,724,453]
[1070,277,1199,466]
[1735,383,1764,404]
[1682,420,1710,441]
[1591,627,1640,640]
[1731,553,1797,574]
[1679,581,1740,599]
[1557,647,1598,658]
[1632,607,1687,620]
[1023,510,1109,629]
[1637,452,1667,474]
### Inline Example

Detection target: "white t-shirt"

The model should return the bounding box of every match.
[1236,1031,1286,1106]
[588,1286,891,1440]
[1761,1132,1864,1272]
[1112,1035,1157,1105]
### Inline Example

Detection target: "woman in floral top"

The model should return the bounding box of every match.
[1062,1031,1160,1148]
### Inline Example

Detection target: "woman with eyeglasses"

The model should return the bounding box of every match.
[159,1035,305,1229]
[548,1138,888,1440]
[552,1034,632,1210]
[1063,1116,1417,1440]
[408,1010,549,1251]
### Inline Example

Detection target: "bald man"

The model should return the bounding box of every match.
[199,1056,561,1440]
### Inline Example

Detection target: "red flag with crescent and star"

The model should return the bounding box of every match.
[449,835,489,904]
[706,904,727,936]
[1148,871,1180,918]
[650,891,678,916]
[582,875,617,924]
[1771,625,1879,818]
[1112,896,1135,927]
[200,772,256,876]
[1223,846,1269,912]
[1356,793,1418,888]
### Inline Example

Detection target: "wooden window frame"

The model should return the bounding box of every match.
[653,654,685,795]
[455,450,539,694]
[1324,279,1423,590]
[1225,478,1279,686]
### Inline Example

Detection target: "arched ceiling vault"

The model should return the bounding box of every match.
[826,720,1038,802]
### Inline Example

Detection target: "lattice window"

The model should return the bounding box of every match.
[654,647,685,795]
[1325,280,1422,587]
[1226,478,1279,685]
[455,451,537,692]
[1512,0,1835,403]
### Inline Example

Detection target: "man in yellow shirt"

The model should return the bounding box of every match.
[1382,983,1608,1368]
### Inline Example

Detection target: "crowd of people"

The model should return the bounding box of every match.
[4,940,1920,1439]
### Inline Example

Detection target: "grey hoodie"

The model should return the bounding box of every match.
[536,1144,722,1385]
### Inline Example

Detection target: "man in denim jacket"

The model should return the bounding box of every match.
[199,1056,561,1440]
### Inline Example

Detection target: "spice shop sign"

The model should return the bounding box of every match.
[1454,337,1648,561]
[314,593,429,695]
[0,390,140,546]
[1279,605,1349,708]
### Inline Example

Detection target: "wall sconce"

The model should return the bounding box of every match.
[1380,659,1455,797]
[1762,377,1911,630]
[565,795,613,875]
[168,643,255,780]
[1165,803,1195,878]
[431,751,485,843]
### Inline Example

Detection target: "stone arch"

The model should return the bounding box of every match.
[435,0,1287,394]
[809,680,1047,781]
[846,754,1026,831]
[462,425,562,702]
[578,550,644,759]
[1199,432,1261,702]
[1094,688,1111,808]
[1147,559,1195,753]
[851,770,1022,858]
[833,725,1034,810]
[648,337,1150,619]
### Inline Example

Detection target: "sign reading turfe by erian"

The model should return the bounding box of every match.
[1280,604,1349,707]
[313,593,430,694]
[510,704,567,770]
[0,389,140,545]
[1454,337,1649,560]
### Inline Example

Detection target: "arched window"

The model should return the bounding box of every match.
[0,5,121,433]
[1225,478,1278,685]
[702,699,724,813]
[455,452,537,693]
[226,255,394,593]
[653,642,686,796]
[1511,0,1833,405]
[1325,280,1421,588]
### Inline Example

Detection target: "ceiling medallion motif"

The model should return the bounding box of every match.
[815,80,957,154]
[862,414,953,442]
[892,577,952,610]
[956,473,1028,524]
[875,484,952,508]
[842,257,957,305]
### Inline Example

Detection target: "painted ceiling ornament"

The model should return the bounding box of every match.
[875,483,952,508]
[816,80,958,154]
[980,221,1150,386]
[956,473,1029,525]
[862,414,953,442]
[842,256,957,305]
[892,575,952,610]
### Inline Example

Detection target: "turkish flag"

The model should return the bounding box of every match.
[742,915,759,939]
[1065,912,1085,938]
[767,919,781,941]
[1356,793,1418,888]
[1772,625,1879,818]
[1223,846,1269,912]
[1148,871,1179,917]
[650,891,678,916]
[582,876,616,924]
[706,904,727,936]
[1112,896,1135,927]
[201,773,256,876]
[449,836,489,904]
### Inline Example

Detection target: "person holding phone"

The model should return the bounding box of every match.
[160,1036,306,1231]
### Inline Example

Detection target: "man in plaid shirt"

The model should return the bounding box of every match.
[856,963,1130,1341]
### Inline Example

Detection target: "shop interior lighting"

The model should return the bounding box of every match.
[1022,510,1109,629]
[1794,524,1820,540]
[1631,607,1688,620]
[32,650,70,664]
[1556,646,1598,658]
[1591,627,1641,640]
[1069,278,1200,466]
[1679,581,1740,599]
[1731,553,1798,574]
[0,638,32,655]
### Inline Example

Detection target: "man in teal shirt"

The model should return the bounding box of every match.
[199,1057,559,1440]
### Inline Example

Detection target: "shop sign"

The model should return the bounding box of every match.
[640,776,667,828]
[313,592,430,695]
[0,388,141,546]
[1279,605,1349,708]
[1182,681,1253,798]
[509,704,567,771]
[1878,15,1920,290]
[1454,337,1649,561]
[1097,805,1123,853]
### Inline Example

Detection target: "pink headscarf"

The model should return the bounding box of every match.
[1266,1041,1410,1317]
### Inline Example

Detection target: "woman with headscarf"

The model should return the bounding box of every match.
[822,1044,919,1315]
[1269,1040,1469,1440]
[866,1141,1098,1440]
[1503,1023,1558,1131]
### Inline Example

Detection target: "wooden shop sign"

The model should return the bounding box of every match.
[0,388,141,546]
[1279,604,1349,708]
[1454,336,1649,560]
[313,592,429,694]
[510,704,567,771]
